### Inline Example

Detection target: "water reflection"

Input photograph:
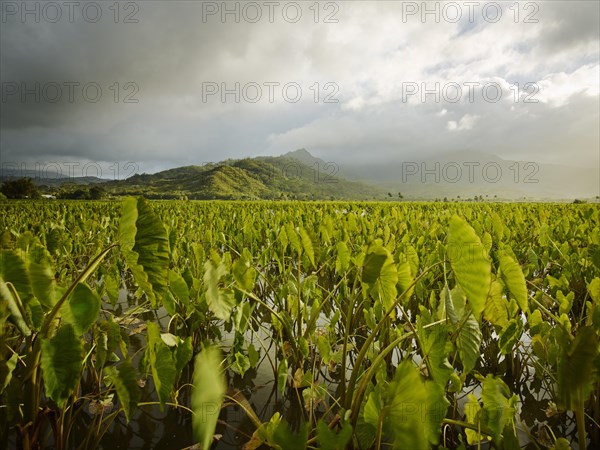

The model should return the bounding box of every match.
[78,278,583,449]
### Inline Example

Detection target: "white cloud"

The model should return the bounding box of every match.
[447,113,479,131]
[535,64,600,107]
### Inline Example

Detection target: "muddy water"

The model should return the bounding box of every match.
[93,287,294,449]
[94,342,576,449]
[84,288,581,449]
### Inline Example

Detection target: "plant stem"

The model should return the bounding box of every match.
[575,393,587,449]
[41,244,118,338]
[349,319,448,427]
[344,262,442,411]
[442,418,495,437]
[297,254,302,339]
[339,289,355,405]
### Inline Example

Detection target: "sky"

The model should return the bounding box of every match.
[1,0,599,179]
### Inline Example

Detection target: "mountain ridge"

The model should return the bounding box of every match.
[337,149,599,200]
[103,152,382,200]
[3,149,597,200]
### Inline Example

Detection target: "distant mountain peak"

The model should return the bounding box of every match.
[282,148,324,165]
[102,151,380,200]
[283,148,312,158]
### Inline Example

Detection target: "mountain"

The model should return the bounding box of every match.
[5,149,596,201]
[103,152,382,200]
[278,148,324,166]
[0,171,108,187]
[338,149,599,200]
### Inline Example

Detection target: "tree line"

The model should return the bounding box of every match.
[0,178,106,200]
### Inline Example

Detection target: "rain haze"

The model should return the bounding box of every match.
[0,1,598,187]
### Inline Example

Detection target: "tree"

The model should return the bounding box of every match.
[1,178,40,199]
[71,189,90,200]
[58,188,89,200]
[387,192,392,198]
[89,186,106,200]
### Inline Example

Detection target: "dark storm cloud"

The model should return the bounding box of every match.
[1,2,247,129]
[0,1,598,173]
[537,1,600,53]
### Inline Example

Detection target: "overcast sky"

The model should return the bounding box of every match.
[1,1,598,178]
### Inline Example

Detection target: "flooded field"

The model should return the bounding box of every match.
[1,200,598,449]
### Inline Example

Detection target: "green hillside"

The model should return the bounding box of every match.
[104,153,383,200]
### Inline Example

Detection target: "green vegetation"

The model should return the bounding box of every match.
[4,150,598,202]
[107,156,381,200]
[0,151,382,201]
[56,185,107,200]
[0,200,598,449]
[0,178,40,199]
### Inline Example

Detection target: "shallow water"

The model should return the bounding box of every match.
[7,284,584,450]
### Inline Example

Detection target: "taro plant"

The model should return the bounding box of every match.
[1,233,116,449]
[1,200,599,449]
[0,198,192,449]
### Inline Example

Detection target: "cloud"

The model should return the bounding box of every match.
[447,114,479,131]
[536,64,600,107]
[0,1,598,173]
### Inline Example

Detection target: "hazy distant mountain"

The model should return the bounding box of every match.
[279,148,323,166]
[339,149,599,200]
[4,149,596,200]
[0,170,108,187]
